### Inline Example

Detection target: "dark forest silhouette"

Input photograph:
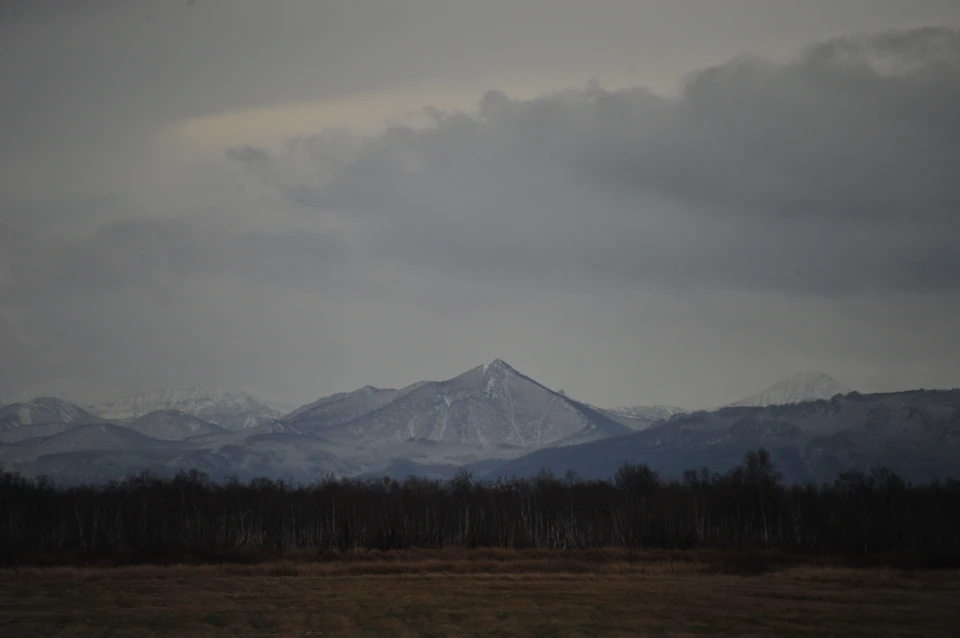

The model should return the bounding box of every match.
[2,449,958,566]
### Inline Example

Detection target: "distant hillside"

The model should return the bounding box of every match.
[92,386,285,431]
[481,389,960,484]
[727,373,849,407]
[126,410,228,441]
[0,423,166,465]
[601,405,687,430]
[0,398,106,429]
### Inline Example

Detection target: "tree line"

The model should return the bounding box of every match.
[1,449,958,565]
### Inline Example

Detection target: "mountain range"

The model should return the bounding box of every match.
[90,386,288,431]
[1,364,958,485]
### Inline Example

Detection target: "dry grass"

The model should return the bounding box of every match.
[1,551,958,637]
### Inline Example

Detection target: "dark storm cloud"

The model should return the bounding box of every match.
[583,27,960,223]
[235,27,960,298]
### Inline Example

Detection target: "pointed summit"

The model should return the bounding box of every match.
[290,359,629,448]
[481,359,517,376]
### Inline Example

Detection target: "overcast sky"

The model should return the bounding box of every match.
[1,1,959,408]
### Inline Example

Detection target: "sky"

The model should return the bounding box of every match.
[1,0,959,409]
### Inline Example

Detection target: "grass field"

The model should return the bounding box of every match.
[1,550,957,637]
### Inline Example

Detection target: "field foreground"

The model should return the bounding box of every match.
[1,551,958,637]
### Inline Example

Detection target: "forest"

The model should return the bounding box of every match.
[1,449,958,566]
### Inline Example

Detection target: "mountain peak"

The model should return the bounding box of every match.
[288,358,628,449]
[482,359,516,375]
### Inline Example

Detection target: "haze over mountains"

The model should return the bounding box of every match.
[600,405,688,431]
[1,362,958,485]
[727,372,849,408]
[91,386,289,431]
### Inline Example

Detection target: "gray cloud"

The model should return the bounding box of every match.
[5,2,958,159]
[4,217,347,300]
[234,27,960,298]
[225,145,272,170]
[3,7,960,407]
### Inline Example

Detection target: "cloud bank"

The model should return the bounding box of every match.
[2,26,959,406]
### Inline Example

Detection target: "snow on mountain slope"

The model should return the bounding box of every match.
[284,383,427,426]
[313,359,631,449]
[126,410,228,441]
[91,386,284,431]
[602,405,687,430]
[727,373,849,407]
[0,398,106,429]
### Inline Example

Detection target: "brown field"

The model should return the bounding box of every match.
[1,550,958,637]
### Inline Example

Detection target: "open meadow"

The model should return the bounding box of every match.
[1,550,958,637]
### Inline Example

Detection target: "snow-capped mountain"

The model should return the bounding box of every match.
[726,373,849,408]
[602,405,687,430]
[125,410,228,441]
[3,370,959,486]
[292,359,630,449]
[0,397,105,430]
[91,386,285,431]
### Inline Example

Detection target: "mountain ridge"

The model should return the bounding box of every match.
[126,410,228,441]
[480,388,960,484]
[726,372,849,408]
[0,397,107,429]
